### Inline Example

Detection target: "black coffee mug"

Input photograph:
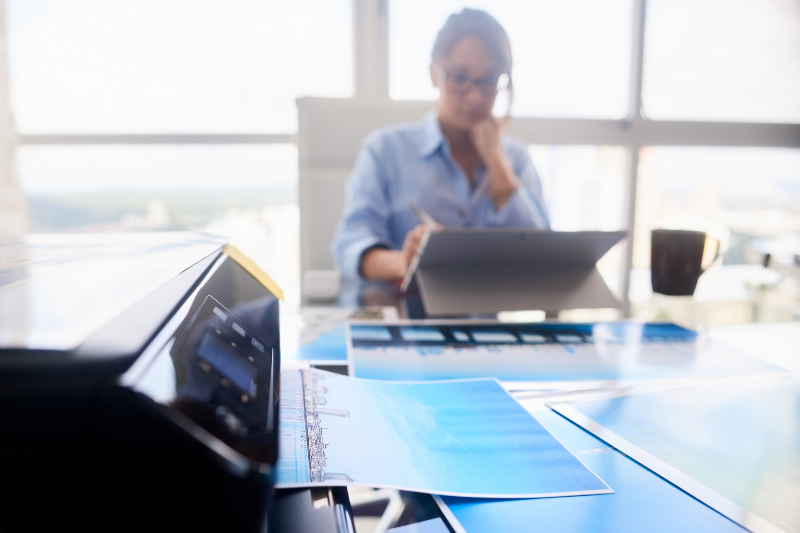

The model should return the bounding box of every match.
[651,229,720,296]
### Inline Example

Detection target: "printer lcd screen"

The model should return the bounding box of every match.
[197,332,258,396]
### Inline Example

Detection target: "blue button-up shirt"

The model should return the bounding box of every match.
[332,112,550,279]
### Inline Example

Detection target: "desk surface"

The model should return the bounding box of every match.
[708,321,800,371]
[285,297,800,532]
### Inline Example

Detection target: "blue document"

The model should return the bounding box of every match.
[275,369,611,498]
[439,410,747,533]
[551,375,800,533]
[348,321,783,382]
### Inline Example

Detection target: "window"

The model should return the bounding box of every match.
[8,0,352,133]
[633,146,800,268]
[5,0,799,319]
[19,144,297,197]
[630,146,800,324]
[531,145,627,302]
[642,0,800,123]
[531,145,627,233]
[6,0,348,304]
[19,143,301,302]
[390,0,632,118]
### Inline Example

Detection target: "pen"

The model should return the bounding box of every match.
[409,202,438,226]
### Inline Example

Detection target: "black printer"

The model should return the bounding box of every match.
[0,233,297,532]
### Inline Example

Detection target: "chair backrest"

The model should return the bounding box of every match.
[297,97,434,278]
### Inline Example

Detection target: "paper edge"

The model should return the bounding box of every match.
[527,409,614,495]
[432,495,469,533]
[273,478,613,499]
[548,402,788,533]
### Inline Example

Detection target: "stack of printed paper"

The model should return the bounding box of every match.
[275,369,611,498]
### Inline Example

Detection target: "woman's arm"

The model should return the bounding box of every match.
[360,224,433,280]
[331,142,396,279]
[469,118,549,228]
[360,248,406,279]
[470,118,518,211]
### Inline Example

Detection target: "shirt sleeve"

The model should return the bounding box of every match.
[331,139,395,279]
[485,142,551,229]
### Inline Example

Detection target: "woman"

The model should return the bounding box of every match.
[332,8,549,281]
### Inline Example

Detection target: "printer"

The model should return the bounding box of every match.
[0,233,353,533]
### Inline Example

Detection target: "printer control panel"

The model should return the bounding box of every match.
[168,295,276,463]
[130,297,280,470]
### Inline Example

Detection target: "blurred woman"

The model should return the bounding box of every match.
[333,8,549,280]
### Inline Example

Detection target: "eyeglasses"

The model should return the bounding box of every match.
[435,65,511,97]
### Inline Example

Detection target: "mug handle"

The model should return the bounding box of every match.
[701,235,720,272]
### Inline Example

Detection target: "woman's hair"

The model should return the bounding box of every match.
[431,8,512,73]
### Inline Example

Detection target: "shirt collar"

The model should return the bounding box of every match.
[418,111,445,159]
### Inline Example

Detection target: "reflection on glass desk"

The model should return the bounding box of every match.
[347,321,784,382]
[708,321,800,372]
[338,277,430,319]
[281,306,398,363]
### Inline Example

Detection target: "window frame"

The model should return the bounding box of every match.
[15,0,800,314]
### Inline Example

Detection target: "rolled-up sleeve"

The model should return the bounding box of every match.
[331,140,395,279]
[485,143,550,229]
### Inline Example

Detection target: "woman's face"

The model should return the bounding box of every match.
[431,36,503,131]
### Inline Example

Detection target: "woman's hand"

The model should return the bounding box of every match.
[470,117,504,163]
[470,118,518,210]
[401,224,437,272]
[360,223,442,280]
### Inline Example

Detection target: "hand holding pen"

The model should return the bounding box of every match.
[399,204,444,288]
[358,204,442,280]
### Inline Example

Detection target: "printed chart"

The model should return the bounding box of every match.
[275,369,611,498]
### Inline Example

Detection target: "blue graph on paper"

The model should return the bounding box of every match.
[274,369,611,498]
